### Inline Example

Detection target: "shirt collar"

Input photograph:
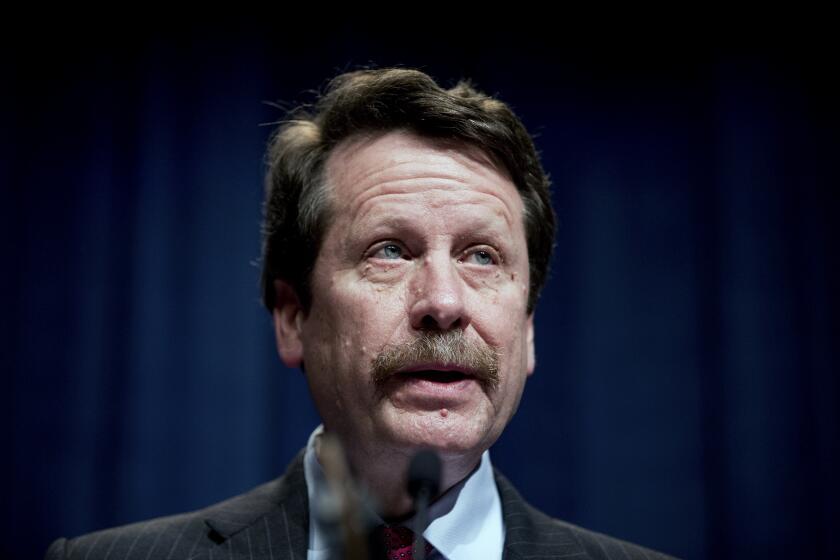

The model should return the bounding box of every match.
[303,425,504,560]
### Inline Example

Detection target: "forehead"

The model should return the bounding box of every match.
[323,130,524,219]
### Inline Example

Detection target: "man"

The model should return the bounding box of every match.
[47,68,675,559]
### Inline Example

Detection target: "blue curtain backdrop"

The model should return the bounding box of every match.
[5,23,838,560]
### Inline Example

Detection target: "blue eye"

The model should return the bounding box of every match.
[469,250,495,265]
[377,244,404,259]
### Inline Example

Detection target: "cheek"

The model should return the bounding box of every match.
[471,288,530,344]
[306,283,407,368]
[346,275,410,330]
[307,307,360,366]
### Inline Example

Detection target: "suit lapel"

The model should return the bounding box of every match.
[193,450,310,560]
[495,470,587,560]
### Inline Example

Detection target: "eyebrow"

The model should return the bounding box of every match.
[348,212,516,249]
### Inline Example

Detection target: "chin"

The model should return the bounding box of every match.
[383,408,495,457]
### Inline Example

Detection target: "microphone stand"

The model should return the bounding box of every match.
[318,434,373,560]
[407,450,442,560]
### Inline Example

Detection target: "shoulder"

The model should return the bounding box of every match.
[494,470,679,560]
[46,451,308,560]
[45,507,211,560]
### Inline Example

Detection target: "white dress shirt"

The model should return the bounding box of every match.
[304,425,505,560]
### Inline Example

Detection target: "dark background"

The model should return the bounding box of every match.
[4,18,838,560]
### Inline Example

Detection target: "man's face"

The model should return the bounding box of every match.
[274,130,535,460]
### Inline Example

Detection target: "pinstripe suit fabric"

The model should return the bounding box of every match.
[46,451,677,559]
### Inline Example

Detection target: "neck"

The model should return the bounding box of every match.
[317,434,482,519]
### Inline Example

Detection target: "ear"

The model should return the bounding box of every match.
[272,279,305,368]
[526,313,536,377]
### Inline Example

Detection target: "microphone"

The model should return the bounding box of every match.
[407,450,442,560]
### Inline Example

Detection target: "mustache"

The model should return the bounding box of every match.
[370,330,500,390]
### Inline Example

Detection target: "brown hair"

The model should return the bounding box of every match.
[261,68,555,313]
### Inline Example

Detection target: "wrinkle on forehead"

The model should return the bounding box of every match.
[352,188,518,235]
[324,130,524,231]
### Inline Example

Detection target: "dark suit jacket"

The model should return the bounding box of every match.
[46,451,677,559]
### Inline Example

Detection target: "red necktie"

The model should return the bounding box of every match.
[374,525,434,560]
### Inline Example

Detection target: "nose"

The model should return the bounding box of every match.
[408,253,470,331]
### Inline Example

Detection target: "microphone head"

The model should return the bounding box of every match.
[407,449,442,499]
